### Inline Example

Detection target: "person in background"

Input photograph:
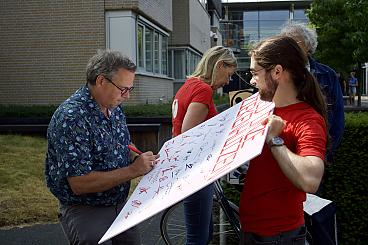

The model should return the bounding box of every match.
[240,35,328,245]
[337,72,347,96]
[171,46,237,244]
[281,21,344,164]
[45,50,159,245]
[348,71,358,106]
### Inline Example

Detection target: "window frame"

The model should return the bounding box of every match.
[136,17,169,77]
[169,47,202,80]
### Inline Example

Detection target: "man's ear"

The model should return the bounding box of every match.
[95,75,105,87]
[273,64,283,79]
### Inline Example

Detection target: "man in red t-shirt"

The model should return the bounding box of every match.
[239,36,327,245]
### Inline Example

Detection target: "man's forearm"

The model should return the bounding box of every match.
[67,166,138,195]
[269,145,324,193]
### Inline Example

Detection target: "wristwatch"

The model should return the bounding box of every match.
[267,136,284,148]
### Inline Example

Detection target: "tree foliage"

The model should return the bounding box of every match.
[307,0,368,75]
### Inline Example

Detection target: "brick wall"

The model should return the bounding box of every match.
[171,1,190,46]
[0,1,106,105]
[0,0,172,106]
[171,0,210,53]
[189,0,211,53]
[138,0,172,31]
[129,75,174,105]
[105,0,172,31]
[105,0,139,9]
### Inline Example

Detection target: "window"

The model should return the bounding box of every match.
[168,50,173,78]
[153,32,160,74]
[145,27,153,72]
[220,5,311,75]
[187,50,201,77]
[170,48,201,80]
[294,9,308,23]
[243,10,289,43]
[137,20,168,76]
[174,50,185,79]
[137,25,144,68]
[161,36,168,75]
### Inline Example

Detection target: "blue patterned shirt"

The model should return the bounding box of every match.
[45,85,131,206]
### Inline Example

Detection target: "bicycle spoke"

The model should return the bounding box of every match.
[160,180,241,245]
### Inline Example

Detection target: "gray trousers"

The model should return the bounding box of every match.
[59,202,141,245]
[240,226,306,245]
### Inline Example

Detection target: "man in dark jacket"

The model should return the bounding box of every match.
[281,22,344,164]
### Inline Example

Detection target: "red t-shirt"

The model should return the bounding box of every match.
[172,77,217,136]
[240,102,327,236]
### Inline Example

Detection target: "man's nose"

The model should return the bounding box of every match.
[250,77,257,86]
[122,91,130,99]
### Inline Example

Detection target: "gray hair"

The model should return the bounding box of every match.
[86,49,137,85]
[280,21,318,55]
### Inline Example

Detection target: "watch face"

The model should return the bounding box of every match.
[273,137,284,145]
[270,136,284,146]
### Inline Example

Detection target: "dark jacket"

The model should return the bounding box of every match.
[309,57,345,163]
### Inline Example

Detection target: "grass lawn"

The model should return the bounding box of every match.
[0,134,58,227]
[0,134,140,228]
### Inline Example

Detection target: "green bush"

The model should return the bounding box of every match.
[0,94,228,118]
[123,103,171,117]
[223,112,368,244]
[322,112,368,244]
[0,105,58,118]
[213,93,229,105]
[0,104,171,118]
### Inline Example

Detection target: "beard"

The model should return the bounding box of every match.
[259,73,278,102]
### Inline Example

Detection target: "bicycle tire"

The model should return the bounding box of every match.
[160,200,240,245]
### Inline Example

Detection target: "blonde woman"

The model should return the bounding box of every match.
[172,46,237,244]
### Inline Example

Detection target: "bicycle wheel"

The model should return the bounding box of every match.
[160,202,186,244]
[160,200,240,245]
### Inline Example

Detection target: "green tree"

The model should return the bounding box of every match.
[307,0,368,75]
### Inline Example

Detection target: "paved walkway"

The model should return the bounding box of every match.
[344,95,368,110]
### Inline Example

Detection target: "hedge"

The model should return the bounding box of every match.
[322,112,368,244]
[223,112,368,245]
[0,94,228,118]
[0,104,171,118]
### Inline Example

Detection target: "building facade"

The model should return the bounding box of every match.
[105,1,173,105]
[221,0,311,91]
[1,1,106,105]
[170,0,222,93]
[0,0,220,106]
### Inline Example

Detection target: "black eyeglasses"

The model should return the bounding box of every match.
[248,67,265,77]
[104,77,134,95]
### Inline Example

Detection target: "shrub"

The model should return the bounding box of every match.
[322,112,368,244]
[0,94,229,118]
[123,104,171,117]
[0,105,58,118]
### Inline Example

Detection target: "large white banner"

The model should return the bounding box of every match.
[99,93,274,244]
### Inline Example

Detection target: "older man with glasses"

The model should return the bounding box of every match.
[280,21,344,165]
[45,49,159,245]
